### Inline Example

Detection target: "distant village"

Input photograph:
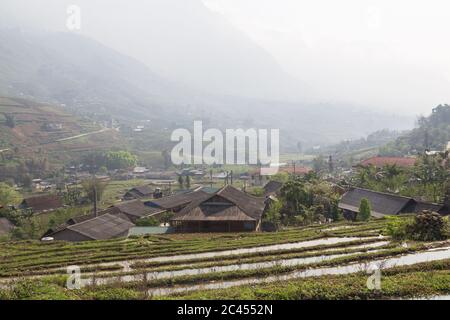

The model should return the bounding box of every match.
[1,139,449,242]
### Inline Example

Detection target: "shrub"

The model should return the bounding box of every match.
[136,217,159,227]
[385,211,448,241]
[384,216,413,240]
[250,187,265,197]
[357,198,371,221]
[262,200,282,231]
[406,211,447,241]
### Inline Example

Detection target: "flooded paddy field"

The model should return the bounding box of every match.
[0,218,448,300]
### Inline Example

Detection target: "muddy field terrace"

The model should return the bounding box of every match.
[0,217,449,300]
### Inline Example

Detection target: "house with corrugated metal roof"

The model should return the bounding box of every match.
[49,214,135,241]
[145,190,210,213]
[123,185,154,200]
[339,187,448,220]
[263,181,283,197]
[43,198,164,240]
[170,186,267,233]
[105,199,165,223]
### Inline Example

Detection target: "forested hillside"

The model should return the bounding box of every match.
[380,105,450,156]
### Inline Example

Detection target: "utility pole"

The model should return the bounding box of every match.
[93,183,98,217]
[92,170,98,217]
[225,171,229,186]
[210,169,213,188]
[230,170,233,185]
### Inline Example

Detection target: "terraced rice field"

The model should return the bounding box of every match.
[0,218,449,300]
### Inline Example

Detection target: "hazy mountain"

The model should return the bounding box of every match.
[0,0,308,102]
[0,28,197,120]
[0,28,414,151]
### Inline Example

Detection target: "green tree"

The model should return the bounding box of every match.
[413,153,449,202]
[358,198,371,221]
[98,166,108,175]
[263,200,282,230]
[186,175,191,188]
[0,183,22,207]
[81,178,108,203]
[279,177,311,224]
[136,216,159,227]
[160,212,174,225]
[162,150,172,170]
[178,175,184,188]
[105,151,137,170]
[270,172,289,183]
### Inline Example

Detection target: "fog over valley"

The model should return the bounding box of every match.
[1,0,449,148]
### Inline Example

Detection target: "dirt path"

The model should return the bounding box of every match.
[54,128,110,142]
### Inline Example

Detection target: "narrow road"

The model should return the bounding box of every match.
[54,128,110,142]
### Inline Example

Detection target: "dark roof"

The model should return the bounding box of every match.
[0,218,14,236]
[45,212,105,236]
[22,194,63,214]
[339,188,414,217]
[45,222,71,236]
[65,214,134,240]
[173,204,257,221]
[148,190,210,210]
[410,201,445,213]
[218,186,266,220]
[44,209,132,237]
[172,186,266,222]
[113,199,162,218]
[359,157,416,168]
[125,185,153,198]
[44,200,160,238]
[339,187,447,217]
[68,213,100,224]
[263,181,283,196]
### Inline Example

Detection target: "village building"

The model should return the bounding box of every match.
[132,167,149,175]
[48,214,135,242]
[20,194,64,214]
[339,187,448,220]
[104,199,165,223]
[170,186,267,233]
[123,185,154,200]
[357,156,416,168]
[145,190,210,213]
[263,180,283,197]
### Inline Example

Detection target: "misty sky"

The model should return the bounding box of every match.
[204,0,450,113]
[1,0,449,114]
